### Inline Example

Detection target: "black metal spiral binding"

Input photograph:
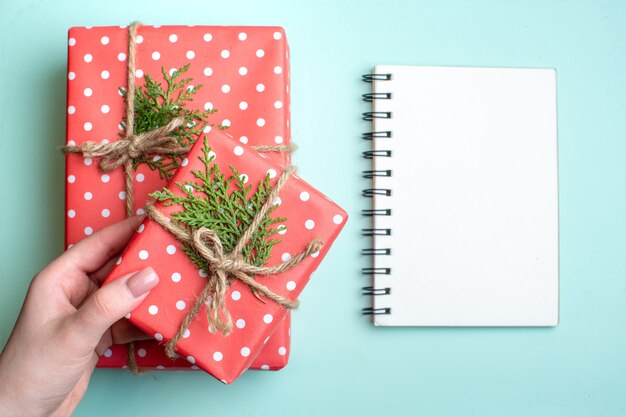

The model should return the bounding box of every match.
[362,131,392,140]
[362,267,391,275]
[362,72,393,317]
[362,248,391,256]
[362,73,392,82]
[361,209,391,216]
[362,286,391,296]
[362,150,392,159]
[362,189,391,197]
[362,92,392,102]
[361,228,391,236]
[362,307,391,315]
[362,111,391,121]
[362,170,391,178]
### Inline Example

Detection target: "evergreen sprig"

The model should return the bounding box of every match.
[120,64,217,179]
[150,137,286,275]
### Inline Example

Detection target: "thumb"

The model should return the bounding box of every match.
[72,267,159,347]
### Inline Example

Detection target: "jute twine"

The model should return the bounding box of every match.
[145,164,322,358]
[62,22,298,373]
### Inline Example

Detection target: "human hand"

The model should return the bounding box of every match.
[0,216,159,417]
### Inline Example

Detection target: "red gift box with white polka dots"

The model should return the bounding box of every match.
[102,128,347,383]
[65,25,294,371]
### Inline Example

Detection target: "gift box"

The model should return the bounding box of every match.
[103,128,347,383]
[65,24,293,370]
[98,314,291,371]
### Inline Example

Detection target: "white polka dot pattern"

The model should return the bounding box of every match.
[64,25,326,379]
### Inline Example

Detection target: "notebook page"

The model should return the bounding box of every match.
[370,65,559,326]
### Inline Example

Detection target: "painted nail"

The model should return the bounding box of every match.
[127,267,159,297]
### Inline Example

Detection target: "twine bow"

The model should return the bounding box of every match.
[64,117,190,215]
[64,117,189,170]
[144,165,323,359]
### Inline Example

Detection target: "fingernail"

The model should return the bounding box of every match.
[127,267,159,297]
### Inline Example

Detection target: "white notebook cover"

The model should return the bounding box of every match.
[369,65,559,326]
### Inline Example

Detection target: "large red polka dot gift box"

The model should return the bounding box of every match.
[65,24,294,371]
[102,128,347,384]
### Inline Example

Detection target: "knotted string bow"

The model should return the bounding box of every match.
[64,117,190,215]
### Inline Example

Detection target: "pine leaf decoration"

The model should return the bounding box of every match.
[119,64,218,180]
[150,137,286,275]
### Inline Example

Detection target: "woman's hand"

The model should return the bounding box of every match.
[0,216,159,417]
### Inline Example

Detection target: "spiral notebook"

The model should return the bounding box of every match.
[361,65,559,326]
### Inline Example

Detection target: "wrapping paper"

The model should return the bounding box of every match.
[103,128,347,383]
[65,25,292,370]
[98,315,291,371]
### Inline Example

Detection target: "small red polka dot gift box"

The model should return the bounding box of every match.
[65,25,294,371]
[102,128,347,384]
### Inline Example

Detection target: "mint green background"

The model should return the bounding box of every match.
[1,0,625,416]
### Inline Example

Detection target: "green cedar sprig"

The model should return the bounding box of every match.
[150,137,286,274]
[119,64,217,180]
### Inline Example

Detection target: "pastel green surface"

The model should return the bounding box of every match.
[0,0,624,416]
